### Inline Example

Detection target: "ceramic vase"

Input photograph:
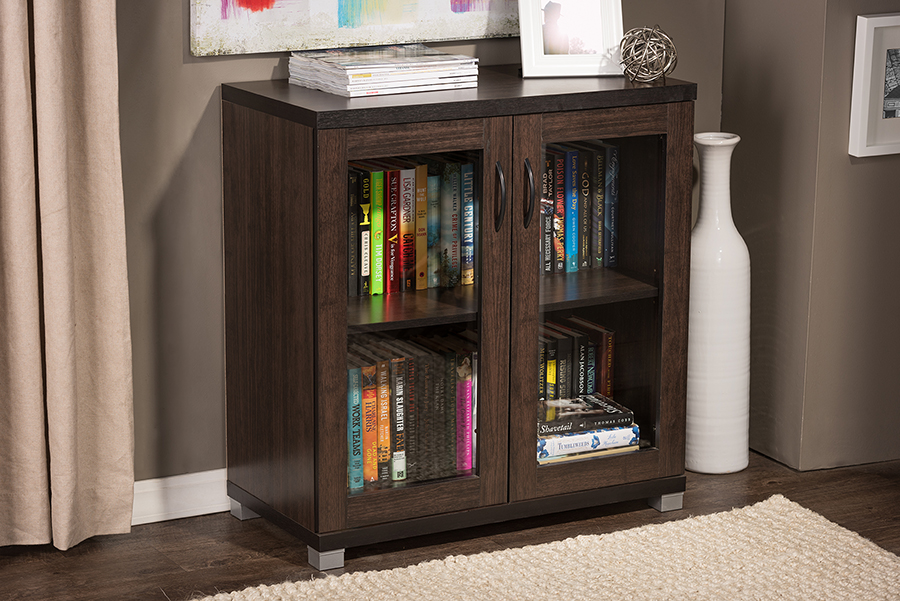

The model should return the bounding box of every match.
[685,132,750,474]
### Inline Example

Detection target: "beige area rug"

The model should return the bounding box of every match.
[196,495,900,600]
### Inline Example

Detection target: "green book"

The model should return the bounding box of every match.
[370,170,385,295]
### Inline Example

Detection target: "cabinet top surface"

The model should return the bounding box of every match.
[222,64,696,129]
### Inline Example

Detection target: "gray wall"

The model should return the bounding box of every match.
[117,0,725,481]
[724,0,900,470]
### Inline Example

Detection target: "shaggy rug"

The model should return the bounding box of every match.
[195,495,900,600]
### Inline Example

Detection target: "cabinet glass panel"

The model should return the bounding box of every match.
[536,136,663,468]
[344,151,482,494]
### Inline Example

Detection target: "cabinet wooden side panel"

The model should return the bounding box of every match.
[508,113,543,502]
[223,101,317,531]
[657,101,694,476]
[316,129,350,533]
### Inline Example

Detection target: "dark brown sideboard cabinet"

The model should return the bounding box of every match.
[222,66,695,570]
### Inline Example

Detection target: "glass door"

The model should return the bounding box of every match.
[331,117,512,529]
[509,104,690,502]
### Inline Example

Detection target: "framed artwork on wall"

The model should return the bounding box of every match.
[518,0,623,78]
[849,13,900,157]
[190,0,519,57]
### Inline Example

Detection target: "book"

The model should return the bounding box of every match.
[414,164,429,290]
[540,325,572,400]
[389,356,408,481]
[570,141,606,268]
[567,142,598,269]
[544,321,590,396]
[537,423,639,460]
[353,168,372,296]
[540,152,557,275]
[346,360,364,490]
[290,44,478,74]
[384,166,401,294]
[459,162,476,286]
[537,394,635,437]
[426,174,442,288]
[438,160,461,288]
[537,444,639,465]
[350,164,386,295]
[547,145,580,273]
[352,356,379,484]
[563,316,615,398]
[540,334,558,401]
[348,170,360,296]
[547,148,566,273]
[595,142,619,267]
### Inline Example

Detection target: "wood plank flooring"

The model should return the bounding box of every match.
[2,451,898,601]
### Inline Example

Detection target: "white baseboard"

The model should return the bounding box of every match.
[132,468,231,525]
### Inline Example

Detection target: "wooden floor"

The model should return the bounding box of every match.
[2,451,899,601]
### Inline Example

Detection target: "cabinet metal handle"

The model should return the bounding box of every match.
[524,158,536,230]
[495,161,506,232]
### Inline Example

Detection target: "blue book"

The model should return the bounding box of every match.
[596,142,619,267]
[347,364,364,490]
[426,175,441,288]
[460,163,475,285]
[563,148,579,273]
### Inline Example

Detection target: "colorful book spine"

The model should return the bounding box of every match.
[537,444,638,465]
[550,149,566,273]
[376,358,392,482]
[455,352,473,471]
[592,146,605,268]
[537,423,639,459]
[597,142,619,267]
[426,174,441,288]
[563,148,579,273]
[360,364,378,483]
[370,170,385,295]
[541,154,556,275]
[348,170,360,296]
[389,357,408,481]
[399,167,416,291]
[576,148,594,269]
[460,163,475,286]
[386,169,401,294]
[356,169,372,296]
[347,365,364,490]
[414,164,429,290]
[440,161,461,288]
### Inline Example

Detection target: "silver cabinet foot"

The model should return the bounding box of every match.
[308,546,345,570]
[229,498,260,520]
[648,492,683,512]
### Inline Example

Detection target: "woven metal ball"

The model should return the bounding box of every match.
[620,26,678,83]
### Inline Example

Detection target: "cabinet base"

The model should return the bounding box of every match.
[648,492,684,512]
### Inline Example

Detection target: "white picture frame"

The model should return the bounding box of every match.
[849,13,900,157]
[518,0,624,78]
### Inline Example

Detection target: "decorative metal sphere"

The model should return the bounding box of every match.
[620,26,678,83]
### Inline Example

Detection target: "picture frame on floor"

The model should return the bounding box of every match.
[518,0,624,78]
[849,13,900,157]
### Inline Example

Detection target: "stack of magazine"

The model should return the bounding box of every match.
[288,44,478,98]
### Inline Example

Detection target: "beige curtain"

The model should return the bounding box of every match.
[0,0,134,550]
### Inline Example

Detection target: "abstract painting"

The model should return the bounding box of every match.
[191,0,519,56]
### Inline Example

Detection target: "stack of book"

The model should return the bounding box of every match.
[536,393,639,465]
[347,331,478,491]
[289,44,479,97]
[540,140,619,275]
[348,153,477,297]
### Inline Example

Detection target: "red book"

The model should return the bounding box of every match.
[385,168,401,294]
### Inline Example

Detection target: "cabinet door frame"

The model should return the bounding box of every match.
[316,116,514,533]
[508,102,693,502]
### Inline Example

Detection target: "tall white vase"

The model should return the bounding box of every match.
[685,133,750,474]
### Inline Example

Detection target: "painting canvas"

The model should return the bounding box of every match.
[191,0,519,56]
